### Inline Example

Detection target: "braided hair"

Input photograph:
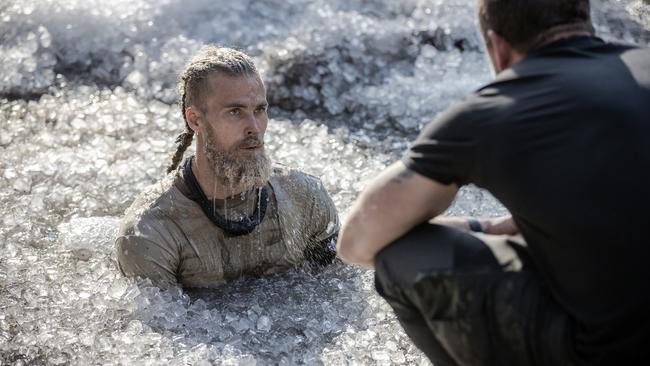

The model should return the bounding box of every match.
[166,45,259,174]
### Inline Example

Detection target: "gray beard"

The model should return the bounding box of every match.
[203,135,272,192]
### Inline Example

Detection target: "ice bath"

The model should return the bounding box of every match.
[1,0,649,364]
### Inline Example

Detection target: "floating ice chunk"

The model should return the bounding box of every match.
[628,0,650,29]
[0,130,12,146]
[256,315,272,332]
[108,279,129,299]
[38,26,52,48]
[12,175,32,193]
[372,349,391,361]
[57,216,120,260]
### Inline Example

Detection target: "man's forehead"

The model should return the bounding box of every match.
[206,74,266,105]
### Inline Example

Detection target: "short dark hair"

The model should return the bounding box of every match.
[478,0,592,52]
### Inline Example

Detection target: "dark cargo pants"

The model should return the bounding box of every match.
[374,223,574,366]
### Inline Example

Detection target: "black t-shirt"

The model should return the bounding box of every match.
[404,36,650,364]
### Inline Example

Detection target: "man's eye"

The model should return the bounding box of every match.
[229,109,241,116]
[255,106,267,114]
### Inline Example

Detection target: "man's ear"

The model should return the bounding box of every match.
[487,30,515,73]
[185,106,202,133]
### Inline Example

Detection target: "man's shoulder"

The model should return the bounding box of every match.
[268,163,335,214]
[118,173,191,236]
[269,163,339,241]
[270,164,325,192]
[424,89,505,135]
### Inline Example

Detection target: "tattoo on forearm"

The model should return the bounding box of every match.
[389,168,414,185]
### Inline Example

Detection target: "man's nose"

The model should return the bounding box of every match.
[246,115,265,135]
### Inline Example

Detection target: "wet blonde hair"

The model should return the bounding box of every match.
[166,45,259,174]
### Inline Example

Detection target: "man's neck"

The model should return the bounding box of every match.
[531,22,594,51]
[192,153,247,200]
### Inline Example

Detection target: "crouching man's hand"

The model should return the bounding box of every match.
[431,215,519,236]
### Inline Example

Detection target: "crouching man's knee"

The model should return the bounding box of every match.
[374,223,501,300]
[374,223,456,297]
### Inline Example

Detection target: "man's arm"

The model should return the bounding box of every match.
[337,161,458,268]
[115,227,180,288]
[303,176,341,267]
[304,233,338,266]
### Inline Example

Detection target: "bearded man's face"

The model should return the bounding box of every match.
[204,126,271,190]
[198,74,271,190]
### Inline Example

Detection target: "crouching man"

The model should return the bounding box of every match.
[337,0,650,365]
